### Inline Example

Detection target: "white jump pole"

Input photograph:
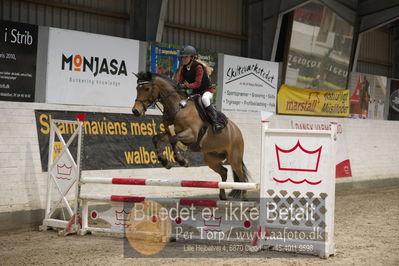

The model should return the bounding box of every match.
[81,177,259,191]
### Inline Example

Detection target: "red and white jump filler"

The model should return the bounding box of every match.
[41,119,337,258]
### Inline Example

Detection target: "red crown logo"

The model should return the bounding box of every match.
[114,209,131,227]
[57,164,72,175]
[275,140,322,172]
[203,215,222,227]
[115,209,130,221]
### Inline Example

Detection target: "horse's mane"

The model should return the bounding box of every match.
[137,71,178,89]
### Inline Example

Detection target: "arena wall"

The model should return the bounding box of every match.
[1,101,398,230]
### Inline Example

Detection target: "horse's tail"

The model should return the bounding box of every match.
[240,162,250,183]
[229,162,251,199]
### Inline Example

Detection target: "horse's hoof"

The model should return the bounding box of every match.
[161,159,172,169]
[164,162,172,169]
[219,190,227,200]
[178,159,189,167]
[229,189,242,199]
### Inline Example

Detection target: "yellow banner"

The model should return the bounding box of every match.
[278,84,349,116]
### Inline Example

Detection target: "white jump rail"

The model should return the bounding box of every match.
[81,177,259,191]
[79,194,258,236]
[78,178,259,239]
[80,194,257,207]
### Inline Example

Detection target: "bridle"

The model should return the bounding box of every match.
[134,81,156,112]
[135,80,181,115]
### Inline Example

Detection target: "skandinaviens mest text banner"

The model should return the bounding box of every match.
[278,84,349,116]
[34,110,205,172]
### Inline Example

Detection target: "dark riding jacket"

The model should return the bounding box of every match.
[179,61,211,95]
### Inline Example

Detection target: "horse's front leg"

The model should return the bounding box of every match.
[170,128,196,167]
[152,132,172,169]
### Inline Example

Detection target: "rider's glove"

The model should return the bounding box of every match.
[177,83,187,91]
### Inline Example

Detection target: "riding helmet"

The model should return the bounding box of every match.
[178,45,197,57]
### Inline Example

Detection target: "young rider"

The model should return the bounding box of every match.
[175,45,223,132]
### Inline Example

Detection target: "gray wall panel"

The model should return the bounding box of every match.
[356,62,390,77]
[357,28,392,77]
[162,0,244,56]
[0,0,130,37]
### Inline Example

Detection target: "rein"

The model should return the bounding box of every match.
[136,80,182,123]
[157,89,182,124]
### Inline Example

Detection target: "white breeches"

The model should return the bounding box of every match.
[201,91,213,107]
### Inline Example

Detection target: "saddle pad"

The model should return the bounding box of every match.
[191,95,228,128]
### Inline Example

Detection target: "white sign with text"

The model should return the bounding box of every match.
[46,28,139,107]
[218,55,279,113]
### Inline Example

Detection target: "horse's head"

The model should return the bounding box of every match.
[132,72,160,116]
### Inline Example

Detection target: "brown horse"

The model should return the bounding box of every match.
[132,72,250,200]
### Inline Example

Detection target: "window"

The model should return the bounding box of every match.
[285,1,354,91]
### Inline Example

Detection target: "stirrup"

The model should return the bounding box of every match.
[213,123,223,133]
[179,100,187,108]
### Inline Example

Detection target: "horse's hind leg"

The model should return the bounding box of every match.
[204,152,228,200]
[229,168,247,200]
[228,155,249,200]
[152,132,172,169]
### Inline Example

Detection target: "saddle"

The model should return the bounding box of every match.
[184,95,228,151]
[190,94,228,129]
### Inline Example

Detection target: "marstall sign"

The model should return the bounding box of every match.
[278,84,349,116]
[218,55,278,113]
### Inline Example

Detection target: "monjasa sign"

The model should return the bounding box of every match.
[61,54,128,77]
[46,27,139,107]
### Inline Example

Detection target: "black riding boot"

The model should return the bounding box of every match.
[205,105,224,132]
